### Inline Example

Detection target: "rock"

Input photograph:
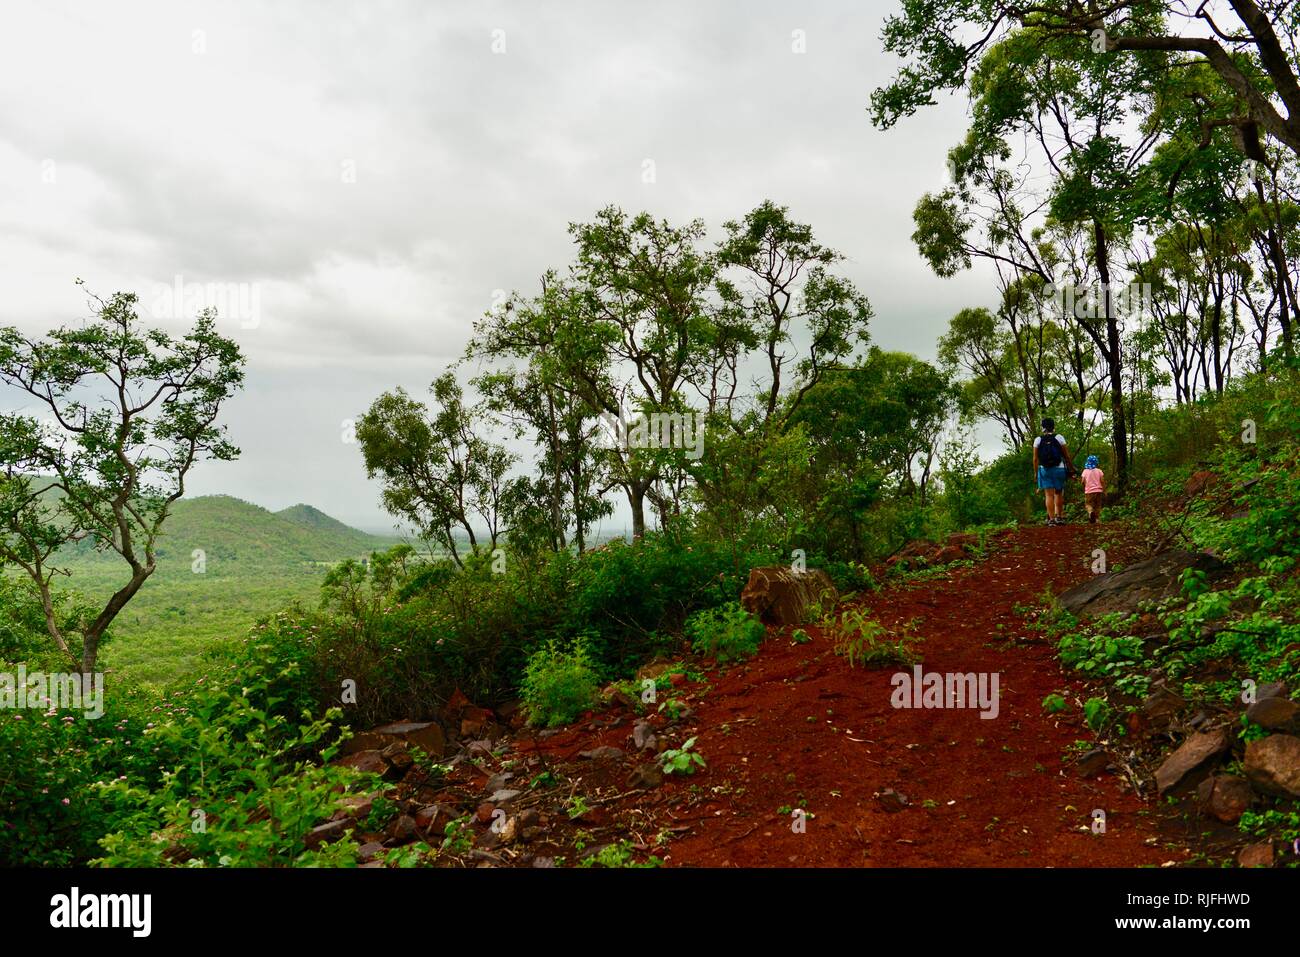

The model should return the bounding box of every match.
[498,816,518,844]
[601,684,638,709]
[876,788,909,812]
[460,707,493,739]
[517,808,541,828]
[739,566,839,626]
[1245,696,1299,730]
[372,720,446,759]
[487,788,522,805]
[636,661,672,681]
[579,746,625,761]
[632,721,657,752]
[1074,749,1109,779]
[1196,776,1254,824]
[929,545,967,565]
[1237,842,1273,868]
[304,817,352,849]
[946,532,980,550]
[1154,729,1231,795]
[1184,470,1218,498]
[337,750,389,776]
[887,540,938,567]
[627,764,664,789]
[1244,734,1300,797]
[475,802,496,824]
[1258,681,1289,702]
[1141,685,1184,724]
[385,814,417,844]
[413,804,443,830]
[531,856,556,868]
[1057,550,1231,619]
[357,841,386,863]
[339,731,386,756]
[332,795,375,821]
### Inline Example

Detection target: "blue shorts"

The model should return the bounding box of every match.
[1038,465,1067,491]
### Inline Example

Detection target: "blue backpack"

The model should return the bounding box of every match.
[1038,434,1063,468]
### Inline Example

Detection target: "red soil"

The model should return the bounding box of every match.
[518,521,1189,867]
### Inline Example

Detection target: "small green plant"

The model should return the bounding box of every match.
[826,608,919,668]
[521,636,601,728]
[1042,693,1068,714]
[660,736,706,775]
[658,697,688,721]
[684,601,766,663]
[578,839,662,868]
[440,816,473,855]
[1083,697,1111,732]
[791,628,812,645]
[566,795,591,820]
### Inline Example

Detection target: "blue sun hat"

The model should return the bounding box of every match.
[1085,455,1099,470]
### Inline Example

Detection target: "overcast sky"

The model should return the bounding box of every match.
[0,0,991,533]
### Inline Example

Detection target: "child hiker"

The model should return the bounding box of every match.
[1081,454,1106,524]
[1032,417,1076,526]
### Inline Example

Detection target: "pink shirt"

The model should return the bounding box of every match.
[1082,468,1105,494]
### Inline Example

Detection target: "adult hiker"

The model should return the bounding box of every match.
[1032,417,1076,526]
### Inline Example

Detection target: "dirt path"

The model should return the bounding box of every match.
[647,522,1187,867]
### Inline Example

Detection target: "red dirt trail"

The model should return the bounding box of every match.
[526,521,1189,868]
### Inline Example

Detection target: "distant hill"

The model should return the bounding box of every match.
[60,494,400,567]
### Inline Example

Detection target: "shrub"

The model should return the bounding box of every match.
[520,636,600,727]
[826,608,919,668]
[684,601,766,663]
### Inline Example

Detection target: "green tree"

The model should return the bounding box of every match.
[0,287,244,674]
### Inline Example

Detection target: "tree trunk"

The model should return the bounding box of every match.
[1094,220,1129,492]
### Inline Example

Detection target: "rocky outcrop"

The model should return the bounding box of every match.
[1154,728,1231,795]
[1057,550,1230,619]
[740,567,838,626]
[1243,734,1300,798]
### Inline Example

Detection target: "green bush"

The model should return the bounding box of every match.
[520,636,601,727]
[684,601,766,663]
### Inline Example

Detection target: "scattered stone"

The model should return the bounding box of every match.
[488,788,522,805]
[1196,776,1254,824]
[517,808,541,828]
[372,720,446,759]
[1141,686,1184,724]
[332,795,375,821]
[1155,729,1231,795]
[1257,681,1289,702]
[337,750,388,776]
[579,746,625,761]
[632,721,657,752]
[475,802,496,824]
[636,661,672,682]
[627,764,664,789]
[1244,734,1300,798]
[531,856,555,868]
[876,788,909,812]
[740,566,839,626]
[385,814,417,844]
[1074,749,1109,779]
[929,545,967,565]
[1237,842,1273,868]
[946,532,980,550]
[484,772,513,794]
[357,841,386,863]
[413,804,443,830]
[304,818,351,849]
[338,731,386,756]
[1246,696,1298,730]
[1057,550,1230,619]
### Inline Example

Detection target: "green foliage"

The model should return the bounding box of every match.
[91,641,375,867]
[684,601,765,663]
[578,839,662,868]
[660,736,706,775]
[521,636,600,728]
[826,608,920,668]
[1041,693,1067,714]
